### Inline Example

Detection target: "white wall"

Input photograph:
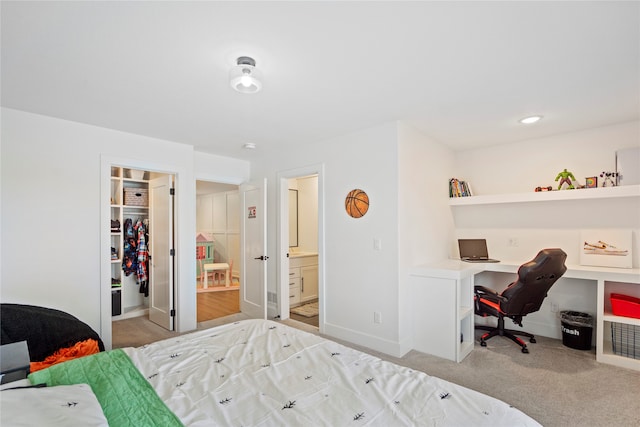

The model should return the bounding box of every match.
[452,120,640,265]
[451,120,640,339]
[196,190,241,276]
[295,176,318,253]
[397,122,456,353]
[194,153,249,185]
[253,122,405,355]
[455,121,640,195]
[1,108,250,349]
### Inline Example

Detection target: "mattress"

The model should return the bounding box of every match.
[123,319,540,426]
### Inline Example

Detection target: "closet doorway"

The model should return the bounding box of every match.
[195,180,241,323]
[110,167,175,330]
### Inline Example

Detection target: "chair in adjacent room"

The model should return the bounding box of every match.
[474,248,567,353]
[213,259,234,286]
[203,259,234,288]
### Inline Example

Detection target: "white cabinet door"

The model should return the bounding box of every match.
[300,265,318,303]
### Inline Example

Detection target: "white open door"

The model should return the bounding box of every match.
[149,175,175,330]
[240,179,267,318]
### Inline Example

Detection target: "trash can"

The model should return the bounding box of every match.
[560,311,593,350]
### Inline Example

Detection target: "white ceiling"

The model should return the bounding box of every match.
[2,1,638,160]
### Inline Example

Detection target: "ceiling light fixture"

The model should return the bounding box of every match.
[243,142,256,150]
[519,115,543,124]
[230,56,262,94]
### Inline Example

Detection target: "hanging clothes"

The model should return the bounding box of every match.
[135,219,149,296]
[122,218,138,277]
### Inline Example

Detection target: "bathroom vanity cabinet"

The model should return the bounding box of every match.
[289,254,318,306]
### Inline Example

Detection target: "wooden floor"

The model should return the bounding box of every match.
[197,288,240,322]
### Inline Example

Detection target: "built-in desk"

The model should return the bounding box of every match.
[410,260,640,370]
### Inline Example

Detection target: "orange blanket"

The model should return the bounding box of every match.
[30,339,101,372]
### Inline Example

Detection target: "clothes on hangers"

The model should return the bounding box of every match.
[122,218,138,277]
[121,217,150,297]
[135,219,149,297]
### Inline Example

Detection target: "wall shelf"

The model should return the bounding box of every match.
[449,184,640,206]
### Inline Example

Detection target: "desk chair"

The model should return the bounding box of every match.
[474,248,567,353]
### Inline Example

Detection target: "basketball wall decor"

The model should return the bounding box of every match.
[345,189,369,218]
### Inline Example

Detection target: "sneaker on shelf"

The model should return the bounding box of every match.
[111,247,118,260]
[111,219,121,232]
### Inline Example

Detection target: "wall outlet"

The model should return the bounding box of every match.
[373,238,382,251]
[550,302,559,313]
[508,237,519,247]
[374,311,382,324]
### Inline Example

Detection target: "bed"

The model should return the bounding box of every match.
[4,319,541,426]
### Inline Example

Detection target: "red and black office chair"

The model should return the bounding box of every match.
[474,248,567,353]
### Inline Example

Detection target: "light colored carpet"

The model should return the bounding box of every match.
[290,301,318,317]
[113,315,640,427]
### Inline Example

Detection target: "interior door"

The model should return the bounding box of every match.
[149,175,175,330]
[240,178,267,318]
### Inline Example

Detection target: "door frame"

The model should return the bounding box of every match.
[100,155,184,350]
[277,164,325,333]
[194,179,241,322]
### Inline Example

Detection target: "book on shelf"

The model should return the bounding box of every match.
[449,178,473,198]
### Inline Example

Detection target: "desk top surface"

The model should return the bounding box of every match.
[410,259,640,283]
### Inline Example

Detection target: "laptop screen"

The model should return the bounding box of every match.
[458,239,489,259]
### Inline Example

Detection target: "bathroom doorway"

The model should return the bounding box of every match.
[287,175,319,327]
[195,180,241,322]
[278,164,324,332]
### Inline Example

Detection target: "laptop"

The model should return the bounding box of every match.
[458,239,500,263]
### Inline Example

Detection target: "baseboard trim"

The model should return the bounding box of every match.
[322,322,407,358]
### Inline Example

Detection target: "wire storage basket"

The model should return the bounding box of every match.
[611,322,639,360]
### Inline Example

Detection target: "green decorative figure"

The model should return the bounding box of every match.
[555,168,576,190]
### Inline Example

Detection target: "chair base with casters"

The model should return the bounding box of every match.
[473,248,567,354]
[476,316,536,353]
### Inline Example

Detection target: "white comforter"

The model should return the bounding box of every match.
[124,319,540,426]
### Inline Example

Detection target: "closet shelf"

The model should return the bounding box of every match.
[448,184,640,206]
[111,204,149,209]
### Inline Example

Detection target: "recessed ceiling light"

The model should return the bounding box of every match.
[243,142,256,150]
[519,115,543,124]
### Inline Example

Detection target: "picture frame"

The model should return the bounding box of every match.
[585,176,598,188]
[580,229,632,269]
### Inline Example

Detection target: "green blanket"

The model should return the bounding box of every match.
[29,348,183,427]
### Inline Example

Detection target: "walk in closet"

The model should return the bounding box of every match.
[110,167,175,327]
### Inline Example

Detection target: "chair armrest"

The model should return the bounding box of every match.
[474,285,499,297]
